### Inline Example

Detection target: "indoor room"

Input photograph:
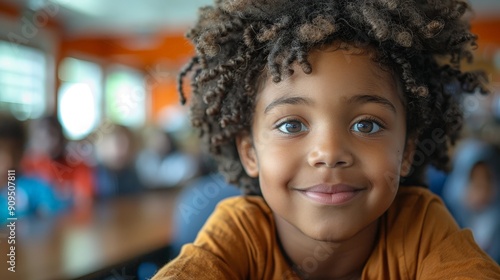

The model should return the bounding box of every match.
[0,0,499,279]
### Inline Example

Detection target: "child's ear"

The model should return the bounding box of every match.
[401,136,417,177]
[236,133,259,178]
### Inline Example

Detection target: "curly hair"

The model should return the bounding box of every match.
[178,0,488,194]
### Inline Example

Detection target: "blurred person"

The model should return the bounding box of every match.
[0,113,68,224]
[93,123,142,199]
[443,139,500,263]
[136,126,199,188]
[22,115,94,206]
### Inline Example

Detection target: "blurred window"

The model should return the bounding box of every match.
[58,57,102,140]
[105,65,146,127]
[0,41,47,120]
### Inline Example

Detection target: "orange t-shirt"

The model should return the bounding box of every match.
[153,187,500,279]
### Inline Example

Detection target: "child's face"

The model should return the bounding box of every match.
[97,130,133,170]
[237,46,414,242]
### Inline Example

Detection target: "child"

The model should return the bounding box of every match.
[93,123,143,198]
[443,139,500,264]
[0,113,68,224]
[153,0,500,279]
[22,115,95,206]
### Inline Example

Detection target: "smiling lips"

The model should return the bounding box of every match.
[297,184,363,205]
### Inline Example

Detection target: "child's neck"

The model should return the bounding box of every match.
[274,214,379,280]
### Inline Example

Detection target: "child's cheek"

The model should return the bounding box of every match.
[258,144,299,185]
[360,146,402,193]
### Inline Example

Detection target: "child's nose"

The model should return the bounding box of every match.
[307,131,354,169]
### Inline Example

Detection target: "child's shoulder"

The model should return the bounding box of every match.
[394,186,443,207]
[216,195,271,217]
[384,186,459,249]
[366,186,500,278]
[389,186,450,223]
[205,195,287,257]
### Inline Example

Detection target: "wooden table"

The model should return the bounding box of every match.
[0,189,179,280]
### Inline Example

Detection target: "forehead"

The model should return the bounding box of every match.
[256,45,403,108]
[315,47,396,88]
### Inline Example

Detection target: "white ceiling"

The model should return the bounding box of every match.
[2,0,499,37]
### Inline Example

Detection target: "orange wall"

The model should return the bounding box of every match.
[471,19,500,86]
[60,34,194,68]
[472,19,500,46]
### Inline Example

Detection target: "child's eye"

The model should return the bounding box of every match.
[352,120,382,134]
[277,120,308,134]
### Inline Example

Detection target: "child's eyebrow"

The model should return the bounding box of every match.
[264,96,314,114]
[345,94,397,114]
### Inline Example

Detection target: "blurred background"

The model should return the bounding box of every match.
[0,0,499,279]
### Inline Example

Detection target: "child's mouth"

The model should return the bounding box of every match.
[297,183,364,205]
